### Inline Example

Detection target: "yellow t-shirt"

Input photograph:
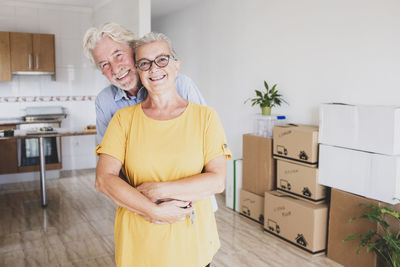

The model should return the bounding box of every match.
[95,102,231,267]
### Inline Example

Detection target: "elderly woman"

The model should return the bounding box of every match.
[95,32,231,267]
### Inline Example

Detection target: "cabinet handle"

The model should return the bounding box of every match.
[36,55,39,69]
[28,54,32,69]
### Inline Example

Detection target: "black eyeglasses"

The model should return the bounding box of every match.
[135,55,174,71]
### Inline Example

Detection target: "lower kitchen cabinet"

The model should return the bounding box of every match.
[17,162,62,173]
[0,125,18,174]
[0,123,62,175]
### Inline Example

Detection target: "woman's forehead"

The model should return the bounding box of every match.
[136,41,170,59]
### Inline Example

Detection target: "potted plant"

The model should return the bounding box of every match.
[344,203,400,267]
[245,80,287,115]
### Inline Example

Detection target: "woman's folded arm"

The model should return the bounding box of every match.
[137,155,227,203]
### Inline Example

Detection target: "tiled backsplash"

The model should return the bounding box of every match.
[0,95,96,103]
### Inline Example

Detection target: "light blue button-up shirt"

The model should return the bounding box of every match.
[95,73,206,144]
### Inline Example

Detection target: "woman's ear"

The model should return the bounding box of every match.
[175,59,182,72]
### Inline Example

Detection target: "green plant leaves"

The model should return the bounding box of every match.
[245,80,288,110]
[264,80,269,90]
[343,233,360,242]
[344,202,400,267]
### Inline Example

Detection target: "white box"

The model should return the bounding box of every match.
[319,103,400,155]
[319,144,400,204]
[225,159,242,211]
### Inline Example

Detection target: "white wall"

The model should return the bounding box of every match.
[152,0,400,159]
[93,0,151,37]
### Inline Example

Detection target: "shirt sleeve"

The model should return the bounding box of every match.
[95,96,109,145]
[95,110,127,164]
[175,73,207,106]
[204,109,232,165]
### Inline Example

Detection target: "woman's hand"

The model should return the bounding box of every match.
[151,200,194,224]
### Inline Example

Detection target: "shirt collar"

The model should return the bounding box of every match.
[113,85,130,101]
[112,84,148,103]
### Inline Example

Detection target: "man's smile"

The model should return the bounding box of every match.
[116,69,130,80]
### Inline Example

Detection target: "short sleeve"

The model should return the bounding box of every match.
[204,109,232,165]
[95,110,126,164]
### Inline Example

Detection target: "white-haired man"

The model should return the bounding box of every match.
[83,23,218,211]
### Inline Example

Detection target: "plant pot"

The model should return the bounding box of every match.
[261,106,271,116]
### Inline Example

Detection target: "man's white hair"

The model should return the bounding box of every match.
[82,22,137,69]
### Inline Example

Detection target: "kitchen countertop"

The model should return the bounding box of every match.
[0,128,96,140]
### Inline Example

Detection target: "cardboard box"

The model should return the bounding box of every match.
[319,144,400,204]
[328,188,379,267]
[225,159,242,211]
[273,124,319,166]
[242,134,275,196]
[276,160,327,203]
[239,189,264,224]
[319,103,400,155]
[264,191,328,255]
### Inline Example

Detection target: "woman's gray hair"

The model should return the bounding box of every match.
[82,22,137,69]
[134,32,178,59]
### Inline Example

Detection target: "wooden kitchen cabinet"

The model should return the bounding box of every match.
[0,32,11,81]
[0,125,18,175]
[33,34,55,72]
[10,32,55,74]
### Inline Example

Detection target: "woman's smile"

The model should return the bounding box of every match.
[149,74,166,82]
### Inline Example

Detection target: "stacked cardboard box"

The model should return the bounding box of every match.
[262,124,329,255]
[328,188,380,267]
[240,189,264,223]
[273,125,327,204]
[239,134,275,224]
[264,191,328,255]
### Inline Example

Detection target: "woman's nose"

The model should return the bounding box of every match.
[148,62,159,73]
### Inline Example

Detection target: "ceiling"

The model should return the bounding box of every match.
[2,0,201,18]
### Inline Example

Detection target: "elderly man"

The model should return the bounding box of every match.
[82,22,218,211]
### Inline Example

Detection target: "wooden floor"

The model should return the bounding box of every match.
[0,169,342,267]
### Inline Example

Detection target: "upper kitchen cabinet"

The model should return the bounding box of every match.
[0,32,11,81]
[33,34,55,73]
[10,32,55,75]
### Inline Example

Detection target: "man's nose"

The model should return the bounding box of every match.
[110,61,121,74]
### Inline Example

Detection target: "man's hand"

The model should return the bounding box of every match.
[137,182,163,203]
[139,199,192,224]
